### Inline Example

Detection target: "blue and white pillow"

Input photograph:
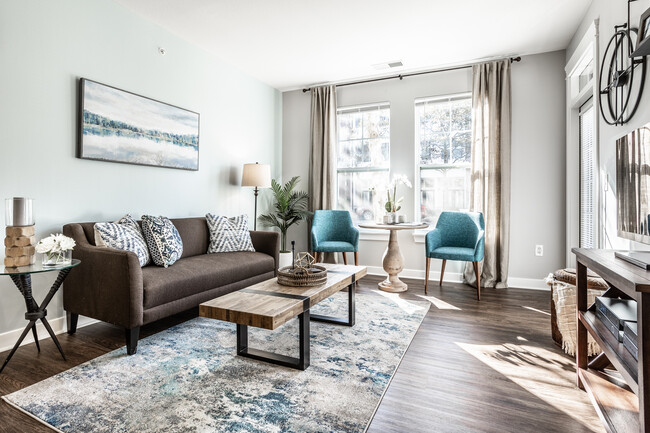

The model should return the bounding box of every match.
[94,214,151,267]
[206,214,255,253]
[141,215,183,267]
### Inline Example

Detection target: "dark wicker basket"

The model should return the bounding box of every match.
[277,265,328,287]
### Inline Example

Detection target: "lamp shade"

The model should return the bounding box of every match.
[241,163,271,188]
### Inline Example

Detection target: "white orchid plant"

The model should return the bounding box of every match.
[35,233,76,262]
[385,174,412,213]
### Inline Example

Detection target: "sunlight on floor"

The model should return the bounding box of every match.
[522,306,551,316]
[456,341,601,432]
[371,290,426,314]
[415,294,461,310]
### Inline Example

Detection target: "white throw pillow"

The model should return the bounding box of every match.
[206,214,255,253]
[94,214,151,267]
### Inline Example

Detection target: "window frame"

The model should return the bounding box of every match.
[335,101,391,227]
[579,97,596,248]
[413,92,473,225]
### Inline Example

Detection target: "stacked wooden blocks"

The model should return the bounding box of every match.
[4,225,36,267]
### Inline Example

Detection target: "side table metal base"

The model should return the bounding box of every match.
[0,269,71,374]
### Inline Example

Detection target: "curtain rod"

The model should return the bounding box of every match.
[301,56,521,93]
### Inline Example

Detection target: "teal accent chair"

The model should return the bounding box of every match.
[425,211,485,300]
[311,210,359,265]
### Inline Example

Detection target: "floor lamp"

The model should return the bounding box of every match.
[241,162,271,230]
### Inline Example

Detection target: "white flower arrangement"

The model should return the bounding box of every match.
[385,174,413,213]
[36,234,76,265]
[35,234,76,254]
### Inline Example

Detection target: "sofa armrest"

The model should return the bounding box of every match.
[63,223,144,329]
[250,230,280,274]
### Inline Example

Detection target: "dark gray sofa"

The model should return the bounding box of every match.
[62,217,279,354]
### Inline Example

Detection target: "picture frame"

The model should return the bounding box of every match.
[632,7,650,57]
[78,78,200,171]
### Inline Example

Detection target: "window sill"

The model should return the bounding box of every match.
[412,228,432,244]
[358,227,390,242]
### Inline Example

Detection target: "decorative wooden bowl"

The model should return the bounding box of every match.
[277,265,328,287]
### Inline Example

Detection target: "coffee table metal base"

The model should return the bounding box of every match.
[235,280,356,370]
[311,275,356,326]
[237,310,310,370]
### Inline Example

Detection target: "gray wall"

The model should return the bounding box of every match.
[282,51,567,286]
[0,0,282,344]
[567,0,650,252]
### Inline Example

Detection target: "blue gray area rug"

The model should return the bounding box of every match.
[3,291,429,433]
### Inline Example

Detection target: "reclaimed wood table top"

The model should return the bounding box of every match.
[199,263,367,330]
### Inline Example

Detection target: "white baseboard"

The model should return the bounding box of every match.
[366,266,548,291]
[507,277,549,291]
[0,315,97,353]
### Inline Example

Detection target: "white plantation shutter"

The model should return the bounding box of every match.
[579,101,595,248]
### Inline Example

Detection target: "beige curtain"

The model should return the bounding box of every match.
[309,85,338,262]
[463,60,511,289]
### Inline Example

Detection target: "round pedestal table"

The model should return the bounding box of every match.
[358,223,428,292]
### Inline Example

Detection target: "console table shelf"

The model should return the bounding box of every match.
[573,248,650,433]
[580,310,638,391]
[578,368,639,433]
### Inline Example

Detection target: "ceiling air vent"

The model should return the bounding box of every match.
[372,60,404,70]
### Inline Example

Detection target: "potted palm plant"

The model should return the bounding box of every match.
[258,176,310,269]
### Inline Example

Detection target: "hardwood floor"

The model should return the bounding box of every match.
[0,275,603,433]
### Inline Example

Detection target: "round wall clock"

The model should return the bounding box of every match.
[599,26,646,125]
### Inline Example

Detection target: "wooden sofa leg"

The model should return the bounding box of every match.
[342,252,347,265]
[354,251,359,266]
[67,312,79,335]
[425,257,430,295]
[126,327,140,355]
[439,259,447,286]
[473,261,481,301]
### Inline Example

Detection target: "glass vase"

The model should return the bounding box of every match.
[42,250,72,267]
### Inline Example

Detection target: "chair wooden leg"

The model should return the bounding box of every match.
[314,252,320,263]
[354,251,359,266]
[342,252,347,265]
[473,261,481,301]
[439,259,446,286]
[425,257,431,295]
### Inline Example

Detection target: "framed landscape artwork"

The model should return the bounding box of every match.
[78,78,200,170]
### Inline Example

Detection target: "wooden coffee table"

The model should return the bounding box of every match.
[199,263,366,370]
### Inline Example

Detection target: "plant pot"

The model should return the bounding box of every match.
[383,212,396,224]
[278,251,293,270]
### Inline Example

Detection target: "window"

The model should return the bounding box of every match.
[416,94,472,224]
[579,99,595,248]
[336,103,390,224]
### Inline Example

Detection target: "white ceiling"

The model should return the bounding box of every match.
[115,0,592,91]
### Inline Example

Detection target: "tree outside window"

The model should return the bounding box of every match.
[416,95,472,224]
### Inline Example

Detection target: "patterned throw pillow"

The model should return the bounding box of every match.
[141,215,183,267]
[206,214,255,253]
[94,214,151,267]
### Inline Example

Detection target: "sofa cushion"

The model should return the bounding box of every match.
[142,215,183,267]
[206,214,255,253]
[94,215,151,267]
[142,252,275,309]
[171,217,210,259]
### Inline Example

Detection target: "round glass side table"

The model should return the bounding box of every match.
[0,259,81,373]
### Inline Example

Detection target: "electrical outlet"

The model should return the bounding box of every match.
[535,245,544,257]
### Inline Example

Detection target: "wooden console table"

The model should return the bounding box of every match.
[573,248,649,433]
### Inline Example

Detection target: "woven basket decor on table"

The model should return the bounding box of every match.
[277,265,328,287]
